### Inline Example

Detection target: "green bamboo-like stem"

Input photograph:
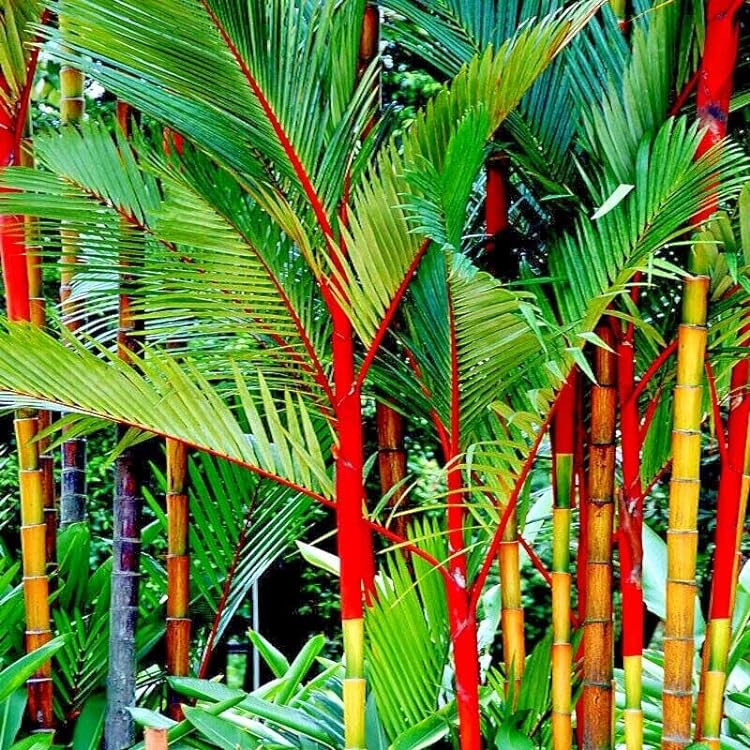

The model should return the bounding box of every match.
[661,248,711,750]
[699,360,749,748]
[499,513,525,704]
[551,372,576,750]
[582,324,617,750]
[58,42,87,528]
[166,438,190,720]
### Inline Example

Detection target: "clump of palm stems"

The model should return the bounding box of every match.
[0,3,747,750]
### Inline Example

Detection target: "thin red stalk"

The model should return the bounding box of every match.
[252,314,335,409]
[629,338,677,405]
[55,167,335,410]
[669,69,700,118]
[198,1,336,247]
[638,459,672,505]
[469,398,559,612]
[705,361,728,465]
[708,359,750,620]
[518,535,553,587]
[445,459,481,750]
[443,289,482,750]
[639,386,663,443]
[11,12,50,163]
[199,492,257,678]
[618,327,644,661]
[693,0,742,223]
[356,239,431,388]
[0,99,29,321]
[404,344,452,454]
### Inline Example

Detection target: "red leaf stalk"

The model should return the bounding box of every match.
[617,321,645,750]
[446,459,481,750]
[443,288,481,750]
[485,152,508,275]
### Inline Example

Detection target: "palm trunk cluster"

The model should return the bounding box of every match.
[1,5,749,750]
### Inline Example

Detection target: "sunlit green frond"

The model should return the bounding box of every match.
[575,3,680,184]
[0,0,43,113]
[0,323,333,497]
[549,119,750,339]
[43,0,377,222]
[334,0,603,346]
[382,0,566,77]
[401,249,548,443]
[0,131,332,401]
[366,518,449,741]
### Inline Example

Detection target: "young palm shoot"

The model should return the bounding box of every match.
[551,373,576,750]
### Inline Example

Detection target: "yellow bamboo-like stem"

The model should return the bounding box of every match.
[343,617,366,749]
[499,512,525,704]
[623,655,643,750]
[166,438,190,721]
[582,326,617,750]
[16,413,54,732]
[58,51,84,326]
[661,266,710,750]
[19,138,56,574]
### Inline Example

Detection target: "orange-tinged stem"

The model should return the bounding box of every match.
[664,2,740,743]
[582,325,617,750]
[661,268,710,750]
[0,54,54,731]
[376,403,408,539]
[166,438,190,720]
